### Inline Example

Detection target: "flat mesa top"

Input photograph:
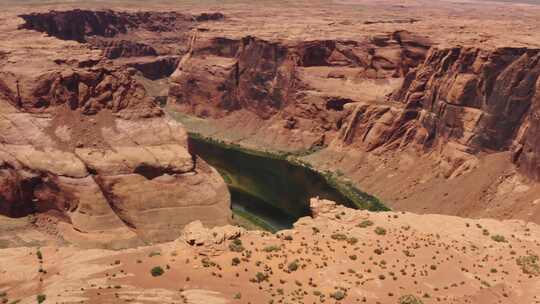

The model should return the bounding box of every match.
[0,0,539,49]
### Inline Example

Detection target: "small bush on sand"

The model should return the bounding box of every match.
[517,255,540,275]
[374,227,387,235]
[150,266,164,277]
[287,261,299,272]
[36,294,46,304]
[229,239,245,252]
[398,294,423,304]
[330,291,346,300]
[357,220,374,228]
[491,234,507,243]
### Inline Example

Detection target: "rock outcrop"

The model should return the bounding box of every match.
[382,47,540,177]
[169,32,431,120]
[180,220,243,255]
[18,9,225,60]
[168,33,540,181]
[167,32,431,152]
[0,66,232,248]
[18,10,194,43]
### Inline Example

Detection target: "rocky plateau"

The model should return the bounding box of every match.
[1,0,540,303]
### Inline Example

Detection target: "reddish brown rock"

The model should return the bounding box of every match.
[0,66,232,248]
[388,47,540,177]
[167,32,431,150]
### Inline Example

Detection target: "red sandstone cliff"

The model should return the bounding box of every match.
[0,66,231,249]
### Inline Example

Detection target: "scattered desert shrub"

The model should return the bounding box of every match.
[330,290,346,300]
[331,233,348,241]
[517,255,540,275]
[347,237,358,245]
[357,220,374,228]
[150,266,164,277]
[374,227,387,235]
[263,245,281,252]
[255,272,269,283]
[229,239,245,252]
[36,294,46,304]
[398,294,423,304]
[288,261,299,272]
[491,234,507,243]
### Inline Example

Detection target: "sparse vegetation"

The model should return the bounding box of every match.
[254,272,269,282]
[398,294,423,304]
[374,226,387,235]
[330,290,346,300]
[229,239,245,252]
[517,255,540,275]
[287,260,299,272]
[357,220,374,228]
[491,234,507,243]
[331,233,348,241]
[150,266,164,277]
[263,245,281,252]
[36,294,46,304]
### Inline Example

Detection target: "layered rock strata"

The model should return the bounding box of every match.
[0,66,231,248]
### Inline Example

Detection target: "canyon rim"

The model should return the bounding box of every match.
[1,0,540,303]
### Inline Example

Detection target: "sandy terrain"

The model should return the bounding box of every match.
[1,199,539,304]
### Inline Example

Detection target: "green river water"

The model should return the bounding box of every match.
[188,134,388,232]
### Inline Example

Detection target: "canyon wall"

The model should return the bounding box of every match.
[168,35,540,181]
[168,32,431,150]
[10,7,540,228]
[388,47,540,177]
[0,66,232,249]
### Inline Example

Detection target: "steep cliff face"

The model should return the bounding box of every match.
[513,76,540,180]
[18,9,224,62]
[168,31,431,144]
[0,67,231,248]
[166,30,540,220]
[169,33,540,177]
[380,47,540,177]
[18,10,193,43]
[91,39,158,59]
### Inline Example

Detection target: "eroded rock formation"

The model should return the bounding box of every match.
[385,47,540,177]
[0,66,231,248]
[18,9,194,43]
[169,32,430,119]
[168,34,540,182]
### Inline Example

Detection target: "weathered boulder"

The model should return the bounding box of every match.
[180,220,243,255]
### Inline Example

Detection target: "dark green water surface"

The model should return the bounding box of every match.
[188,134,388,232]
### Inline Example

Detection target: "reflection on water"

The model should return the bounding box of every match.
[188,136,359,231]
